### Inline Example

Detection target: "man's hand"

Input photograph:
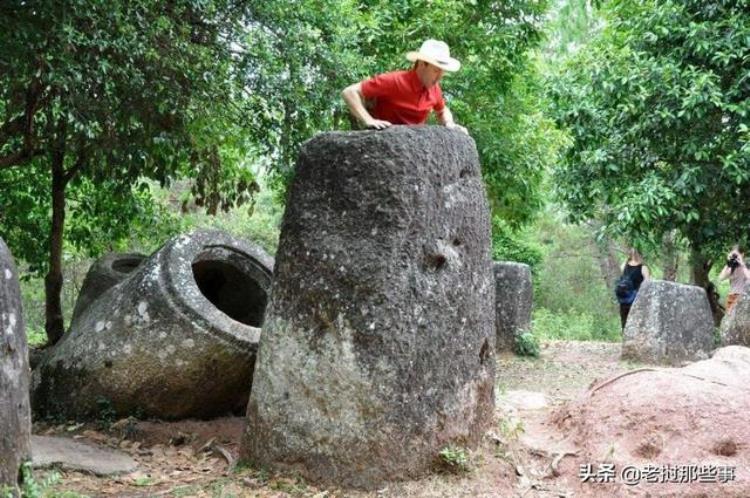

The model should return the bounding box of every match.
[342,83,392,130]
[445,122,469,135]
[365,118,392,130]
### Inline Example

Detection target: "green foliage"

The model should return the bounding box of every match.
[175,178,283,255]
[26,327,47,348]
[0,461,85,498]
[528,207,622,341]
[491,216,543,271]
[436,445,471,473]
[513,331,541,357]
[0,1,260,341]
[95,397,117,430]
[0,169,179,277]
[241,0,560,227]
[132,477,153,488]
[549,0,750,258]
[1,0,561,342]
[544,0,604,61]
[713,327,722,348]
[532,307,620,342]
[19,462,58,498]
[498,416,526,441]
[475,63,569,228]
[531,206,625,345]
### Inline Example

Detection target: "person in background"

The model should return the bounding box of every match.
[718,246,750,315]
[341,39,468,134]
[616,248,650,330]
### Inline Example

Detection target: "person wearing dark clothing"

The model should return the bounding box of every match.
[617,248,650,330]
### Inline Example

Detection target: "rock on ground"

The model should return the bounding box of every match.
[721,292,750,346]
[554,346,750,497]
[0,237,31,493]
[622,279,714,365]
[493,261,532,351]
[242,126,496,489]
[32,230,273,420]
[31,436,137,476]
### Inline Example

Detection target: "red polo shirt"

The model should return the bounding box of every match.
[360,70,445,125]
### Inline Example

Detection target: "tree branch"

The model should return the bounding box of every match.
[0,79,45,169]
[63,144,88,183]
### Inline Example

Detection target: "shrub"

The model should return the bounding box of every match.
[436,445,471,473]
[491,216,543,271]
[514,331,540,357]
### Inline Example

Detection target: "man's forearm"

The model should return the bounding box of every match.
[437,106,454,126]
[342,84,375,124]
[437,106,468,134]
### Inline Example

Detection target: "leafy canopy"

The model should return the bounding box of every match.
[0,0,257,272]
[240,0,562,227]
[550,0,750,256]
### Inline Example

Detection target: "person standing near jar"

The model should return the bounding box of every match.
[616,248,650,330]
[718,246,750,315]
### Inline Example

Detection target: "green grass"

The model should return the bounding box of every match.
[532,307,621,342]
[1,464,89,498]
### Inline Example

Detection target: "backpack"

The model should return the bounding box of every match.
[614,274,636,304]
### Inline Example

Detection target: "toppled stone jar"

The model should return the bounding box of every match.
[0,237,31,493]
[32,230,273,420]
[242,126,496,489]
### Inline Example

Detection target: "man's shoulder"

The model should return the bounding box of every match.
[361,69,415,97]
[367,69,412,82]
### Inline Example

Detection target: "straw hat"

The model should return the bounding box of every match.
[406,39,461,72]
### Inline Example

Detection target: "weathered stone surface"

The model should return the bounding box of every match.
[71,252,147,323]
[721,292,750,346]
[493,261,532,351]
[241,126,496,489]
[622,280,714,365]
[559,346,750,496]
[0,237,31,494]
[31,436,137,475]
[32,230,273,420]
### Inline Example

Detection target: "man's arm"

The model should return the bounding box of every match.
[341,83,391,130]
[436,106,468,134]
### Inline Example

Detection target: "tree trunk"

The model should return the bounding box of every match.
[661,230,679,281]
[690,248,723,326]
[44,132,67,345]
[0,237,32,495]
[589,221,621,290]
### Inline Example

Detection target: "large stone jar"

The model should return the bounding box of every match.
[622,280,714,365]
[493,261,533,351]
[32,230,273,419]
[242,126,496,488]
[0,237,31,493]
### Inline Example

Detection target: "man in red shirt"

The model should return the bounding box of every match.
[341,39,468,134]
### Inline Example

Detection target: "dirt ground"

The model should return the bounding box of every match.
[33,340,677,497]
